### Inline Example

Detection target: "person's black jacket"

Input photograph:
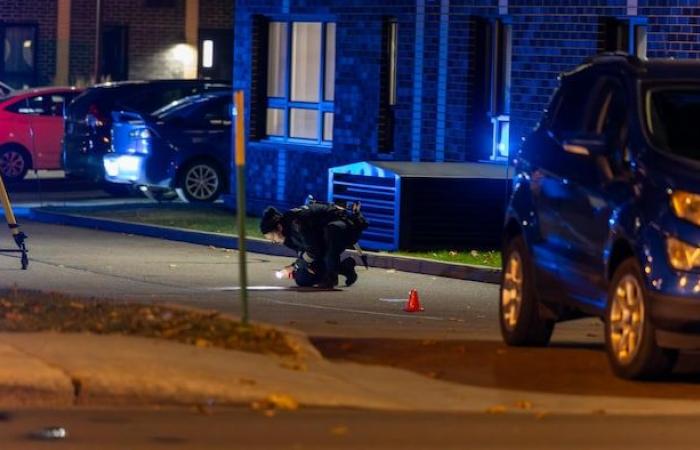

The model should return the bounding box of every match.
[280,203,343,260]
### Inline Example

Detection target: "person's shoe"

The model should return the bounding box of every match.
[316,274,338,290]
[340,257,358,287]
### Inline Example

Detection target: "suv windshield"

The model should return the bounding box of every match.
[646,86,700,160]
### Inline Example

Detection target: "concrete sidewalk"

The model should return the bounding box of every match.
[2,331,700,416]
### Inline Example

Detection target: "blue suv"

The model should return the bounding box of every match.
[502,54,700,379]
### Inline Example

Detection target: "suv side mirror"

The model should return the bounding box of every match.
[561,135,610,158]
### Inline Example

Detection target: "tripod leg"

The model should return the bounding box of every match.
[0,172,28,269]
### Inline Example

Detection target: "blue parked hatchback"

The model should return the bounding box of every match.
[104,91,232,202]
[502,53,700,379]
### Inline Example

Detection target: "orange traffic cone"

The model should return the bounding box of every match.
[404,289,423,313]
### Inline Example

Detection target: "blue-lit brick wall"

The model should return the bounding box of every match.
[230,0,700,215]
[508,1,627,150]
[641,2,700,59]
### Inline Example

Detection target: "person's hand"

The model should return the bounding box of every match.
[275,265,294,279]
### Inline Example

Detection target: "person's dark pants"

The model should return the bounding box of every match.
[322,220,354,285]
[293,258,324,287]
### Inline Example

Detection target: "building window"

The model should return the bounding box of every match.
[1,25,37,88]
[378,18,398,154]
[470,17,512,161]
[265,21,336,145]
[602,17,648,59]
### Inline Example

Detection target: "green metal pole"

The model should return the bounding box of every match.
[234,91,249,325]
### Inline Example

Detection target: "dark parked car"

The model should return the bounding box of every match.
[63,79,230,188]
[502,53,700,379]
[104,91,232,203]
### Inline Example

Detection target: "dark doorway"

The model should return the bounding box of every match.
[469,17,512,161]
[101,25,128,82]
[198,29,233,81]
[1,24,37,88]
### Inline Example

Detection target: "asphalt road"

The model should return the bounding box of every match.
[0,219,595,342]
[2,220,700,401]
[2,407,700,450]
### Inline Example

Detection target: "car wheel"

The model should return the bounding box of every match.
[499,235,554,346]
[176,161,222,203]
[0,147,29,182]
[605,259,677,379]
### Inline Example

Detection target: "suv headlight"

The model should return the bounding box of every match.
[670,190,700,226]
[667,236,700,271]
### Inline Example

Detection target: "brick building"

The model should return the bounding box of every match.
[230,0,695,215]
[1,0,233,88]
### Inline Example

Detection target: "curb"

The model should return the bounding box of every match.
[19,208,501,284]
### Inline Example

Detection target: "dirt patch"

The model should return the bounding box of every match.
[0,288,297,357]
[313,337,700,399]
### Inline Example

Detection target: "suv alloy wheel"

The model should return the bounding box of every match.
[605,259,677,379]
[500,236,554,346]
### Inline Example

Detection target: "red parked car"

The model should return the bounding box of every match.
[0,87,82,181]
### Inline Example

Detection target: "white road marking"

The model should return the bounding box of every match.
[267,299,445,321]
[206,286,288,291]
[378,298,409,303]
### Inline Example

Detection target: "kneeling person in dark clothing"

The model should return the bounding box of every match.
[260,202,366,289]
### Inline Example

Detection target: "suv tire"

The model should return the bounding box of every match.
[500,236,554,346]
[605,259,677,379]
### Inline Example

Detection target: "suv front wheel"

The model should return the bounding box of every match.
[500,236,554,346]
[605,259,677,379]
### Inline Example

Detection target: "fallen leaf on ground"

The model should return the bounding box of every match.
[330,425,349,436]
[485,405,508,415]
[195,338,211,348]
[514,400,533,410]
[266,394,299,410]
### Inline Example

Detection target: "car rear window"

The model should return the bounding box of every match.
[67,82,230,121]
